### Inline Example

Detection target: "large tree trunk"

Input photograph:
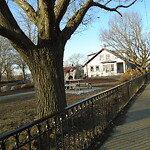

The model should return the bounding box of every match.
[28,43,67,119]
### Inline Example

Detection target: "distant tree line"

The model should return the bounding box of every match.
[0,36,28,81]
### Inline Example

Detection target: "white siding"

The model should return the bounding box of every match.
[84,49,127,77]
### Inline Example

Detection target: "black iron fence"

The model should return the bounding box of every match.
[0,73,150,150]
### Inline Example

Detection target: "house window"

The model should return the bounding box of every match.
[106,65,111,72]
[90,66,94,72]
[99,55,104,61]
[96,66,99,71]
[103,64,113,72]
[106,54,110,61]
[111,64,114,71]
[103,65,106,72]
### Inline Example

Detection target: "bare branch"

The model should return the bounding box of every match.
[115,0,137,9]
[54,0,71,26]
[104,0,113,6]
[12,0,38,25]
[62,0,92,41]
[0,1,35,52]
[92,0,137,16]
[92,2,123,15]
[0,25,35,55]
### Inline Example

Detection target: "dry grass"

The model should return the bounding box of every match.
[0,99,36,134]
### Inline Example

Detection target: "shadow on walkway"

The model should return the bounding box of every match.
[98,81,150,150]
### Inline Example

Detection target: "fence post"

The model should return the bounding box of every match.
[91,98,95,137]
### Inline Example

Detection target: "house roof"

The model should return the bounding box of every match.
[83,48,125,66]
[63,66,77,73]
[63,67,72,73]
[87,52,97,56]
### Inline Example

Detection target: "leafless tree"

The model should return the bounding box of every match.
[14,53,28,81]
[0,38,29,82]
[16,6,38,44]
[0,36,15,81]
[64,53,87,67]
[0,0,137,118]
[100,11,150,73]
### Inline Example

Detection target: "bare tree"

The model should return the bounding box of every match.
[100,11,150,73]
[0,36,15,81]
[0,0,137,118]
[64,53,87,67]
[14,53,28,81]
[3,60,14,81]
[0,37,5,81]
[16,7,38,44]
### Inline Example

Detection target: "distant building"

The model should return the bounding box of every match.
[83,48,133,77]
[64,66,83,80]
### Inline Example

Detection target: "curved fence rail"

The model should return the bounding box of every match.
[0,73,150,150]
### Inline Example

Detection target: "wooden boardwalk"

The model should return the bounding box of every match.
[99,81,150,150]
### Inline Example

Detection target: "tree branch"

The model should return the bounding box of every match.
[37,0,57,39]
[0,25,35,54]
[12,0,38,25]
[92,0,137,16]
[62,0,92,41]
[0,1,35,55]
[62,0,137,41]
[115,0,137,9]
[54,0,71,27]
[104,0,113,6]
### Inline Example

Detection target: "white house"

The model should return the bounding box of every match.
[83,48,133,77]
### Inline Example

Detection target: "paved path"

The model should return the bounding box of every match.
[0,91,35,104]
[99,81,150,150]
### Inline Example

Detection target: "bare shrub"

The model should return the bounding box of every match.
[121,69,142,82]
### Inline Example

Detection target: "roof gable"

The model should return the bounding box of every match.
[83,48,125,66]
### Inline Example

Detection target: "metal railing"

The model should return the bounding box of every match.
[0,73,149,150]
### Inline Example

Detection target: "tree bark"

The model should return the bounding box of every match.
[27,42,67,119]
[0,73,2,82]
[22,65,26,81]
[140,67,147,74]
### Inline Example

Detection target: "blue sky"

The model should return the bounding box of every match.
[64,0,150,61]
